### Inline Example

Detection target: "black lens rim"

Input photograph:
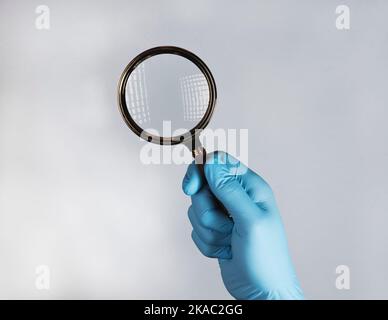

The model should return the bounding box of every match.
[117,46,217,145]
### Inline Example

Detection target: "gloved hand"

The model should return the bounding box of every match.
[182,151,303,300]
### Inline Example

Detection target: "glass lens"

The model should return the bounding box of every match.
[125,54,210,137]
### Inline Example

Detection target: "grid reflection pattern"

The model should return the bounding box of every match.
[180,74,209,122]
[126,63,150,125]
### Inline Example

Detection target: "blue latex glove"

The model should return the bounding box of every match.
[182,151,303,300]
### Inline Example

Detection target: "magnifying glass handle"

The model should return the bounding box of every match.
[192,145,207,178]
[192,144,230,218]
[190,142,231,219]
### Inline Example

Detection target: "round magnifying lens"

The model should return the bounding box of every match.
[118,46,217,165]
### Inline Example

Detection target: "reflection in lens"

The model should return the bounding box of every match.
[125,54,210,136]
[180,73,209,122]
[125,63,150,125]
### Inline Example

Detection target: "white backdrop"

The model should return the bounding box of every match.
[1,0,388,299]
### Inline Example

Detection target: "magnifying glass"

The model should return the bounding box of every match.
[117,46,217,173]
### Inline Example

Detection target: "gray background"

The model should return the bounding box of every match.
[0,0,387,299]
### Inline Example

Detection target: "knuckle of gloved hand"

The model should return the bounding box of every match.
[182,169,191,186]
[251,184,276,209]
[187,206,195,222]
[213,174,235,193]
[202,230,219,245]
[258,177,274,195]
[201,245,216,258]
[262,180,275,198]
[245,214,272,236]
[199,208,217,228]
